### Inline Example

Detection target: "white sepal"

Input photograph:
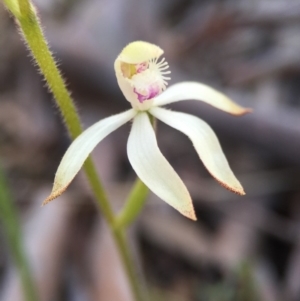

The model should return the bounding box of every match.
[43,109,137,205]
[127,112,196,220]
[153,82,252,115]
[150,107,245,195]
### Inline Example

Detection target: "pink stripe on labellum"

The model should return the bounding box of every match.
[134,84,161,103]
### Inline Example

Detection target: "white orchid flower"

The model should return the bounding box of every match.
[44,41,251,220]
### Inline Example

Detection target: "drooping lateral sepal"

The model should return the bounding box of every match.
[127,112,196,220]
[150,107,245,195]
[43,109,137,205]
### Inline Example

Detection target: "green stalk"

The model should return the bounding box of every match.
[3,0,20,17]
[114,229,146,300]
[115,179,148,229]
[0,168,38,301]
[16,0,115,222]
[17,0,30,16]
[1,0,147,299]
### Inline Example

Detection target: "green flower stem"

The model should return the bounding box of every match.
[115,179,148,229]
[113,229,146,301]
[0,168,39,301]
[2,0,145,300]
[17,0,30,16]
[3,0,21,17]
[16,1,115,224]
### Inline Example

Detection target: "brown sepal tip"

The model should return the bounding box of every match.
[214,178,246,196]
[42,189,65,206]
[182,208,197,221]
[235,108,253,116]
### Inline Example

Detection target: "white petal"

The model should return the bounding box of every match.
[127,112,196,220]
[153,82,252,115]
[150,107,245,195]
[43,109,137,205]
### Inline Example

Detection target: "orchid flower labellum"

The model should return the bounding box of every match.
[44,41,252,220]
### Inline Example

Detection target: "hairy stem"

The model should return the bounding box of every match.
[16,1,117,224]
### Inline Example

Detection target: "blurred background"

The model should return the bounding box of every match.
[1,0,300,300]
